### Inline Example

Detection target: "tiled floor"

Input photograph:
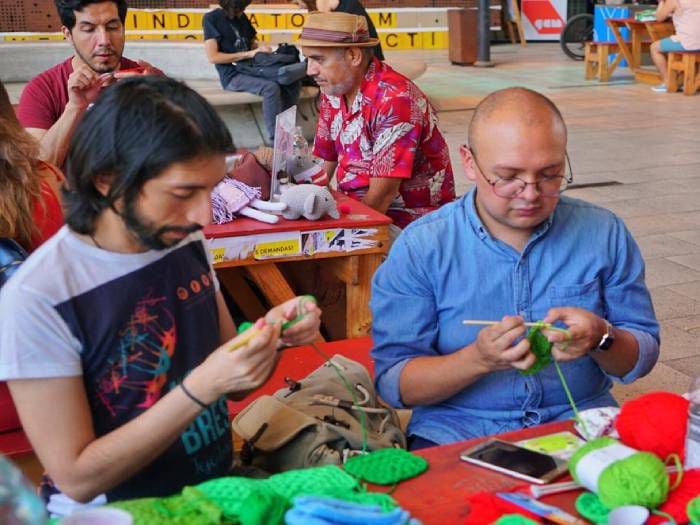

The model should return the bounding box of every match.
[395,43,700,403]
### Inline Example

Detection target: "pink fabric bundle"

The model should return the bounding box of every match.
[211,178,262,224]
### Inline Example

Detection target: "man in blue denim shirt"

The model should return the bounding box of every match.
[370,88,659,449]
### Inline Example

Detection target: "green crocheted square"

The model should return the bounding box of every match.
[343,448,428,485]
[195,476,267,521]
[265,465,360,500]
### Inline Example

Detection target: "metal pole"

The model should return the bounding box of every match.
[474,0,495,67]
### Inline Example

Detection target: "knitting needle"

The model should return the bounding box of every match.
[462,320,545,327]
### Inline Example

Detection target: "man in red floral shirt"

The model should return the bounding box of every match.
[299,12,455,228]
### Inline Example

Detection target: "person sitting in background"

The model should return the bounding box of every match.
[650,0,700,92]
[204,0,302,145]
[293,0,384,60]
[17,0,161,168]
[0,78,65,453]
[300,12,455,229]
[0,79,64,255]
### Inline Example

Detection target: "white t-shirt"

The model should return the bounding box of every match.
[0,226,232,507]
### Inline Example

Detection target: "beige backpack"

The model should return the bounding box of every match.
[232,355,407,473]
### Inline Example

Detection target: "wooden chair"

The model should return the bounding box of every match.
[584,42,623,82]
[667,51,700,95]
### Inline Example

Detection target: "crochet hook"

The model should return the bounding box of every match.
[225,295,317,352]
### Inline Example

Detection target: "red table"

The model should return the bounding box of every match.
[204,192,391,339]
[229,337,584,524]
[387,420,583,524]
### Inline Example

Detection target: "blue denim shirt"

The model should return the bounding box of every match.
[370,189,660,445]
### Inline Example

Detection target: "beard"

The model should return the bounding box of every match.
[122,197,203,251]
[73,43,120,74]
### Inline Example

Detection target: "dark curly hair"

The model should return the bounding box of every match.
[54,0,127,30]
[63,76,235,235]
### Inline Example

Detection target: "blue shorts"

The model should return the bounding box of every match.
[658,37,688,52]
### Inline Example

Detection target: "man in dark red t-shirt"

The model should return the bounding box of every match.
[18,0,161,168]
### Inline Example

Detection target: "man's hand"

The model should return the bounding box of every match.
[472,315,536,372]
[66,64,113,110]
[266,296,322,347]
[542,307,606,361]
[187,318,281,403]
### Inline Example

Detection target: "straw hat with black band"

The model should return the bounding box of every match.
[298,11,379,48]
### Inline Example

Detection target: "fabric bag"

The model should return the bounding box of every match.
[232,355,406,473]
[235,44,308,86]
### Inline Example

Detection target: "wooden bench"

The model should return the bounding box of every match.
[667,51,700,95]
[584,42,623,82]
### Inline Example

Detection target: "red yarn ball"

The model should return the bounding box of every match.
[615,391,689,461]
[648,468,700,525]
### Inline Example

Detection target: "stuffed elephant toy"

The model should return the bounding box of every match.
[280,184,340,221]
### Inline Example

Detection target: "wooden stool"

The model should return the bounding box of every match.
[667,51,700,95]
[584,42,623,82]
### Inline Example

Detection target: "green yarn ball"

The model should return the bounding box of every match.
[688,496,700,525]
[569,437,669,510]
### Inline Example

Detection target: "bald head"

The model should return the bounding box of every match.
[468,88,567,155]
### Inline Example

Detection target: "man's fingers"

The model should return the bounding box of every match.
[511,351,537,371]
[499,338,531,363]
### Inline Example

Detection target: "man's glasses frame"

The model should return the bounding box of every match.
[469,148,574,199]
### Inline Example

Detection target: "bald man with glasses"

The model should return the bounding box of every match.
[370,87,659,450]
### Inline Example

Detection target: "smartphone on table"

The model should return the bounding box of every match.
[460,439,569,484]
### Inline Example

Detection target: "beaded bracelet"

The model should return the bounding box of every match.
[180,381,208,410]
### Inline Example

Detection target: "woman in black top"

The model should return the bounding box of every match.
[294,0,385,60]
[204,0,302,144]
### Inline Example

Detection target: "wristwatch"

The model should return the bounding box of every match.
[596,320,615,352]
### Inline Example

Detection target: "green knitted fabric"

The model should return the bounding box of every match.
[110,465,400,525]
[343,448,429,485]
[689,496,700,525]
[265,464,360,500]
[233,488,287,525]
[520,327,553,376]
[109,489,221,525]
[195,476,265,521]
[194,465,390,523]
[575,492,610,524]
[495,514,540,525]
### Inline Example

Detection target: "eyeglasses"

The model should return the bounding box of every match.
[471,150,574,199]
